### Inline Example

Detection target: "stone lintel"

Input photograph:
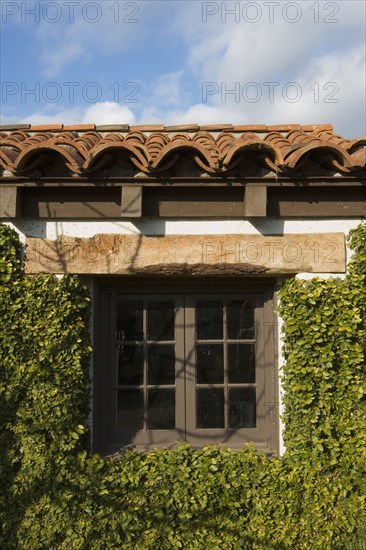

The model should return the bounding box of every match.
[25,233,346,275]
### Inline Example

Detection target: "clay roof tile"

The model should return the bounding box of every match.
[0,123,363,176]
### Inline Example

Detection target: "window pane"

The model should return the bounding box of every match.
[116,301,143,341]
[118,344,144,385]
[117,390,144,430]
[228,344,255,383]
[196,389,224,429]
[148,344,175,385]
[147,389,175,429]
[196,344,224,384]
[147,301,175,341]
[227,300,255,339]
[229,388,256,428]
[196,301,223,340]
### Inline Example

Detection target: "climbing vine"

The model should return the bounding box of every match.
[0,222,365,549]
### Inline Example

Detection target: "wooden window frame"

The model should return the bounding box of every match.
[92,277,279,456]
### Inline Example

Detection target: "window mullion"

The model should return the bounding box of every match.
[223,299,228,430]
[183,294,187,438]
[143,300,147,431]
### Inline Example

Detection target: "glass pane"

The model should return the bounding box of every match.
[117,390,144,430]
[116,301,143,341]
[148,344,175,385]
[196,344,224,384]
[147,301,174,341]
[147,389,175,429]
[229,388,256,428]
[228,344,255,383]
[118,344,144,385]
[196,389,224,429]
[196,301,223,340]
[227,300,255,339]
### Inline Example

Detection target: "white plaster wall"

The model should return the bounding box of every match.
[7,217,362,238]
[5,217,364,454]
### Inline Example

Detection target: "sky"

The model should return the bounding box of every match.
[1,0,365,138]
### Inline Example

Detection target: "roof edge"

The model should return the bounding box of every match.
[0,123,334,133]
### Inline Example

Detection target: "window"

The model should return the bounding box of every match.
[93,279,278,455]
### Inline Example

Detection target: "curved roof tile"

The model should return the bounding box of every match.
[0,123,364,176]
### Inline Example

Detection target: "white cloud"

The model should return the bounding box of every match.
[134,44,365,138]
[0,102,136,126]
[39,35,87,79]
[141,102,239,125]
[275,46,366,137]
[177,1,366,84]
[149,71,185,108]
[81,102,136,125]
[162,0,366,137]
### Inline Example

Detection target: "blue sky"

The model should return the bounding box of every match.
[1,0,365,137]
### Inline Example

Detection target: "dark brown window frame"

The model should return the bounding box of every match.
[92,277,279,456]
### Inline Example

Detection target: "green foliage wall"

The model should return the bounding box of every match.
[278,230,366,466]
[0,224,92,546]
[0,222,365,549]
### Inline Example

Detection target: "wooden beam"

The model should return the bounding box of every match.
[244,185,267,217]
[0,186,20,218]
[25,233,346,275]
[121,185,142,218]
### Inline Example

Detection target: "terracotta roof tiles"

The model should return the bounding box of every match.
[0,123,364,176]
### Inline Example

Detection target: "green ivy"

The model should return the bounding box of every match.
[0,224,22,284]
[0,223,365,549]
[0,225,92,547]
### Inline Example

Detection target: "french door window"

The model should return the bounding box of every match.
[94,281,278,454]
